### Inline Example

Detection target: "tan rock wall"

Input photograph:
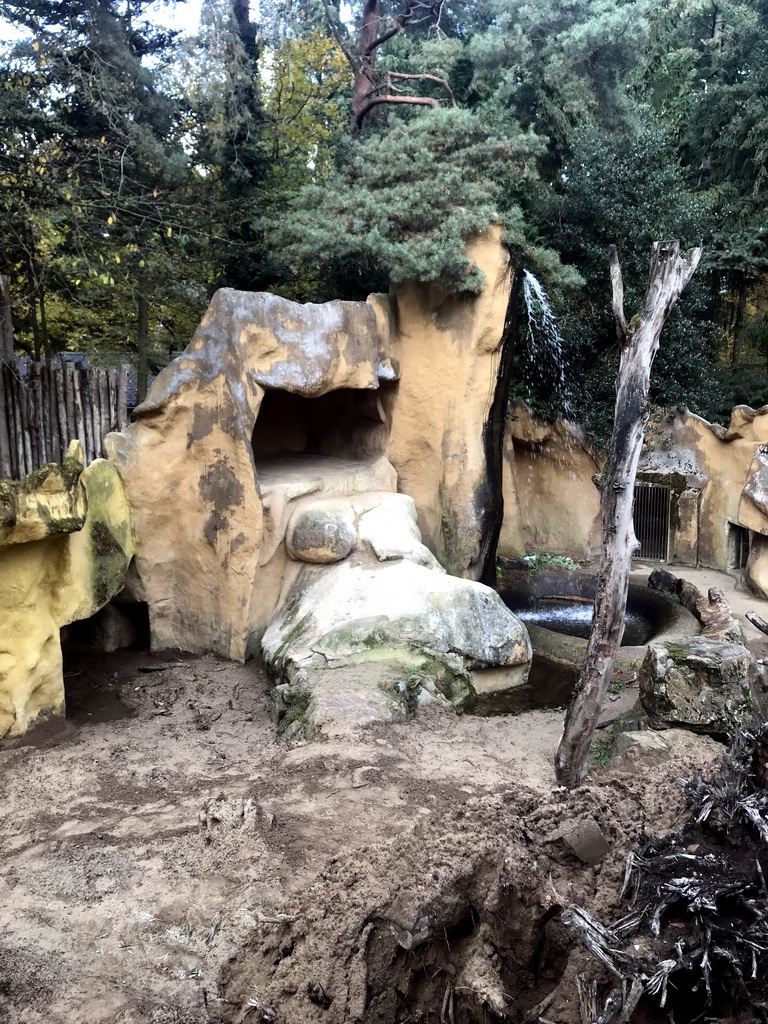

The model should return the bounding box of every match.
[638,406,768,569]
[378,229,516,578]
[0,456,134,736]
[499,402,603,561]
[499,402,768,572]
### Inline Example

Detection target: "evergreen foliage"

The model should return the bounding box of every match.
[1,0,768,436]
[272,107,543,298]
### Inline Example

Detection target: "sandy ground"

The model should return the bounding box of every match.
[2,564,766,1023]
[0,642,724,1024]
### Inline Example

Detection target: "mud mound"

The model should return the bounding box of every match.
[217,775,703,1024]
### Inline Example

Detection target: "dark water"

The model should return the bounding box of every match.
[514,599,654,646]
[468,652,577,716]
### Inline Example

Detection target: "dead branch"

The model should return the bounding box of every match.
[387,71,456,105]
[354,93,440,129]
[747,611,768,636]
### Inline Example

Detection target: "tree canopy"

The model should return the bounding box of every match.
[1,0,768,431]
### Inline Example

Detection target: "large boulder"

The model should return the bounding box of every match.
[639,638,764,734]
[285,502,357,564]
[262,558,531,738]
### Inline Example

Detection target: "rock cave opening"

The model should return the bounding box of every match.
[251,383,397,479]
[60,600,150,723]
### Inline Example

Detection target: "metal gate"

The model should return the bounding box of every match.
[632,482,670,561]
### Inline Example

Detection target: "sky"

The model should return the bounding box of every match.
[1,0,211,43]
[143,0,206,36]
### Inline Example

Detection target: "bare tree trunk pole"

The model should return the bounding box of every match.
[554,241,703,789]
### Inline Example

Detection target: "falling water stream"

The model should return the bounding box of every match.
[522,270,574,418]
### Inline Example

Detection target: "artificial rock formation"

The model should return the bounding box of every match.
[106,290,391,659]
[501,402,768,572]
[375,229,517,579]
[106,230,518,660]
[738,443,768,597]
[262,491,531,738]
[500,402,603,560]
[0,444,134,736]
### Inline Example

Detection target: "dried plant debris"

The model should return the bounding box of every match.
[563,724,768,1024]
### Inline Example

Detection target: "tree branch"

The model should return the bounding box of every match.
[387,71,455,105]
[355,93,439,130]
[320,0,355,69]
[363,0,436,55]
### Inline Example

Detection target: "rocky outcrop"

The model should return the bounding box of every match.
[106,291,393,659]
[106,231,520,659]
[262,491,531,738]
[372,229,517,580]
[0,444,134,736]
[639,638,763,734]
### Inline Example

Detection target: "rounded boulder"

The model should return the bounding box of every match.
[286,506,356,564]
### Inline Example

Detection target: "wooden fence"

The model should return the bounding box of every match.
[0,360,131,480]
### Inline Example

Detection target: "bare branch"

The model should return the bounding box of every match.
[363,0,438,55]
[355,94,439,129]
[608,244,629,345]
[387,71,455,105]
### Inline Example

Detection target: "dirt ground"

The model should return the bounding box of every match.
[0,639,733,1024]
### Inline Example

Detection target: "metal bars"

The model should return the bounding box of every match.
[632,482,671,561]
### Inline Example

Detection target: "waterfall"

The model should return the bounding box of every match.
[522,270,574,418]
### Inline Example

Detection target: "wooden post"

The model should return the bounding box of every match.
[55,363,67,461]
[99,367,110,453]
[117,364,129,429]
[107,366,118,431]
[21,379,32,475]
[554,241,703,789]
[0,362,11,479]
[137,263,149,405]
[63,360,75,448]
[0,273,13,363]
[72,365,87,462]
[12,371,24,477]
